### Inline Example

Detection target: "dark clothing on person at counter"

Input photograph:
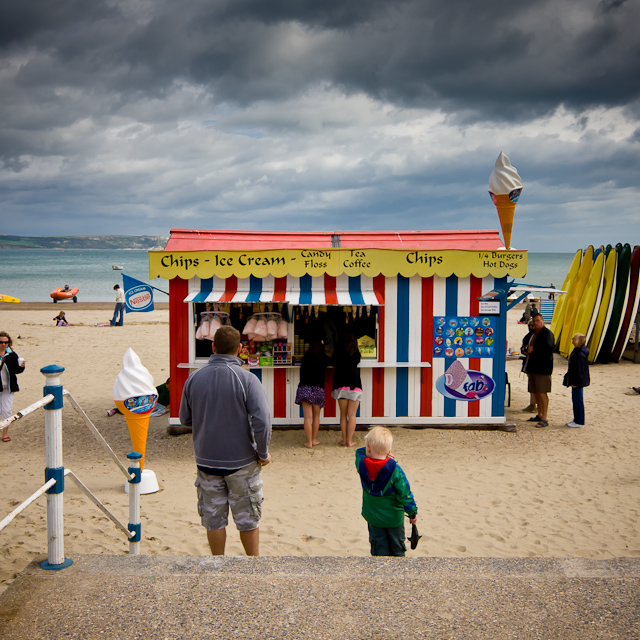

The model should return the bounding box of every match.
[332,349,362,390]
[299,351,330,388]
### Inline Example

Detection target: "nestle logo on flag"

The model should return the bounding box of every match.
[125,285,153,312]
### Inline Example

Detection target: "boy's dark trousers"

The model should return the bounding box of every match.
[368,523,406,556]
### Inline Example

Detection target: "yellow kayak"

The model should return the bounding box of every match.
[559,245,594,357]
[0,294,20,303]
[549,249,582,344]
[549,249,582,347]
[588,249,618,363]
[572,250,605,341]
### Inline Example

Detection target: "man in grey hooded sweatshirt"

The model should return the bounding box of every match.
[179,325,271,556]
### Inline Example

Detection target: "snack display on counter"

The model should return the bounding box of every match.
[240,339,290,367]
[488,151,523,250]
[112,348,157,469]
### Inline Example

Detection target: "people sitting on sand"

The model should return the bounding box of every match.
[53,311,71,327]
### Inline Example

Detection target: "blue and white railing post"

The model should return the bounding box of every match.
[127,452,142,555]
[40,365,73,571]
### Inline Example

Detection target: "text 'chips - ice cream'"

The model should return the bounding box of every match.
[488,152,523,250]
[113,348,157,469]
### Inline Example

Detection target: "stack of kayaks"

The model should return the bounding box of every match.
[550,243,640,363]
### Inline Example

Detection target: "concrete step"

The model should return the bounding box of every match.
[1,555,639,639]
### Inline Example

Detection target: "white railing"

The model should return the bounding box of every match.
[0,364,144,570]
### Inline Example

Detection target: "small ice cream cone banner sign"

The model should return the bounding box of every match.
[488,152,523,250]
[113,348,157,470]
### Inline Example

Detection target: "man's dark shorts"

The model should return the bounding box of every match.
[528,373,552,394]
[195,462,263,531]
[368,523,407,557]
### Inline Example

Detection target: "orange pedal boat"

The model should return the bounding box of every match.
[50,286,79,303]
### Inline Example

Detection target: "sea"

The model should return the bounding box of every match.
[0,249,575,303]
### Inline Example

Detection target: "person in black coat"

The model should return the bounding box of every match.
[565,333,590,428]
[523,313,554,428]
[1,331,26,442]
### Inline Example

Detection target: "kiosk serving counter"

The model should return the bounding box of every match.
[149,229,527,427]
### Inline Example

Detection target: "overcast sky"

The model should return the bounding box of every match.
[1,0,639,251]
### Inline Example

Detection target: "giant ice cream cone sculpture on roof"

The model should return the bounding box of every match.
[489,152,523,250]
[113,348,157,470]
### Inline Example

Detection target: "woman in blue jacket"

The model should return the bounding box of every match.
[565,333,590,428]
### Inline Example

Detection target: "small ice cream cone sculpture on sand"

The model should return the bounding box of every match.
[112,348,157,470]
[488,152,523,250]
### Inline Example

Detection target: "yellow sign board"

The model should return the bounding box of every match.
[149,248,527,280]
[358,335,377,359]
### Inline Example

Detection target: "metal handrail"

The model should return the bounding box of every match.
[0,395,54,430]
[0,478,57,532]
[63,390,133,481]
[64,470,133,538]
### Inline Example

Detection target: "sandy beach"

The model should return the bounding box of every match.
[1,303,639,594]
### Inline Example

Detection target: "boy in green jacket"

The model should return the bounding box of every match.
[355,427,418,556]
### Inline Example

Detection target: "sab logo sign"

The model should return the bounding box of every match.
[435,363,495,401]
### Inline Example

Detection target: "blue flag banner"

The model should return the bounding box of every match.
[122,274,154,313]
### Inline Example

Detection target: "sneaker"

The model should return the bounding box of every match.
[566,421,584,428]
[106,408,117,417]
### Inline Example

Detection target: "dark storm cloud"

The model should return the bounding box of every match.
[0,0,638,250]
[2,0,639,118]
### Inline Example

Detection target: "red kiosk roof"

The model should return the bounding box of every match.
[164,229,506,251]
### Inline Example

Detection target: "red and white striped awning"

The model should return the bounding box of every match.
[184,275,384,305]
[184,276,287,303]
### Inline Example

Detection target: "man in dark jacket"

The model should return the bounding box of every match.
[523,313,555,428]
[180,326,271,556]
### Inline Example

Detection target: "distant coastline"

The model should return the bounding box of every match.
[0,234,168,250]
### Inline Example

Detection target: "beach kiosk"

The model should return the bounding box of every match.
[149,229,527,428]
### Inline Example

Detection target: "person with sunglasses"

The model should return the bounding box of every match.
[0,331,26,442]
